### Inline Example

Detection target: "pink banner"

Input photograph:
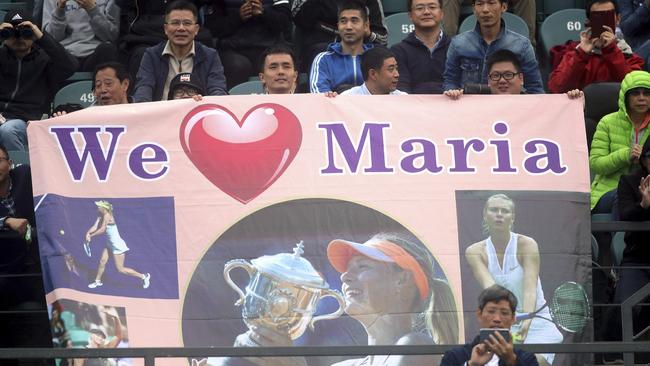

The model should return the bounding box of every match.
[28,94,591,366]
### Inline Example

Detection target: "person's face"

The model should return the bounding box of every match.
[3,25,34,55]
[626,88,650,116]
[259,53,298,94]
[370,57,400,94]
[487,61,523,95]
[164,9,199,47]
[589,2,620,26]
[340,256,401,316]
[0,150,11,186]
[409,0,443,30]
[483,197,514,231]
[93,68,129,106]
[172,85,200,99]
[338,9,369,45]
[473,0,506,28]
[476,300,515,329]
[88,333,106,348]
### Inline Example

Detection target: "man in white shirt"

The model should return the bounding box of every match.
[341,47,407,95]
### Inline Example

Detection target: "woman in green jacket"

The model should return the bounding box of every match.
[590,70,650,216]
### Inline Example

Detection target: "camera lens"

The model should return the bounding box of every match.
[0,28,14,40]
[17,27,34,39]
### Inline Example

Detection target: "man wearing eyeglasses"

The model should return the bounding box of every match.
[168,72,205,100]
[133,0,227,102]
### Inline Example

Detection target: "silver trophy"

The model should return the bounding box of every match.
[224,241,345,340]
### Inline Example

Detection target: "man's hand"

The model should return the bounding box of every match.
[240,1,253,21]
[566,89,584,99]
[484,330,517,366]
[250,0,264,17]
[579,28,595,54]
[599,25,616,48]
[468,343,493,366]
[76,0,97,11]
[631,143,642,162]
[18,21,43,40]
[0,22,13,31]
[444,89,464,100]
[52,111,68,117]
[640,175,650,209]
[5,217,29,237]
[324,91,338,98]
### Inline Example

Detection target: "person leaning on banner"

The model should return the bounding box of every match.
[258,44,299,94]
[444,49,584,99]
[132,0,227,102]
[337,47,407,96]
[442,0,544,95]
[589,70,650,216]
[440,285,539,366]
[548,0,645,94]
[0,9,78,152]
[168,72,205,101]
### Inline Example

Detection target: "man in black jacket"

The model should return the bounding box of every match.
[441,285,539,366]
[0,10,77,152]
[390,0,450,94]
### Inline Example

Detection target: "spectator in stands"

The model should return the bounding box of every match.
[115,0,213,80]
[444,49,584,98]
[548,0,645,93]
[440,285,539,366]
[293,0,387,73]
[93,62,131,105]
[442,0,543,94]
[168,72,205,100]
[0,10,78,152]
[310,0,374,94]
[202,0,292,89]
[258,44,298,94]
[442,0,536,44]
[618,0,650,72]
[589,70,650,215]
[340,46,407,95]
[390,0,449,94]
[132,0,227,102]
[42,0,120,72]
[0,145,53,364]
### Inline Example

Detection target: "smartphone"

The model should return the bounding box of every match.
[479,328,511,343]
[589,9,616,38]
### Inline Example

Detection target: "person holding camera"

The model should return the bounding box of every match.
[0,10,78,152]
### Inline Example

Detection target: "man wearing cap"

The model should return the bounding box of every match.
[168,72,205,100]
[133,0,227,102]
[0,9,78,152]
[440,285,539,366]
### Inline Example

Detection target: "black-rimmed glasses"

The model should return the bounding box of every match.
[488,71,520,81]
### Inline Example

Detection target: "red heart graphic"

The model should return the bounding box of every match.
[179,103,302,204]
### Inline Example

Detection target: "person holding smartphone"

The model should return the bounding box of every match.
[440,285,539,366]
[549,0,645,93]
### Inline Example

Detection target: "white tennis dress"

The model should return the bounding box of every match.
[106,223,130,254]
[485,232,563,364]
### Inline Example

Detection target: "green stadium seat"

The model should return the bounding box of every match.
[53,80,95,109]
[544,0,583,16]
[385,12,413,47]
[8,150,29,166]
[539,8,586,63]
[66,72,94,82]
[0,2,28,13]
[611,231,626,267]
[458,12,529,38]
[229,80,264,95]
[67,329,90,347]
[0,9,6,20]
[382,0,407,15]
[590,234,599,263]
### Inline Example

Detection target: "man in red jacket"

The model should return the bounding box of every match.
[548,0,645,93]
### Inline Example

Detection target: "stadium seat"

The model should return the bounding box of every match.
[67,329,90,347]
[611,231,626,267]
[382,0,407,15]
[53,80,95,109]
[229,80,263,95]
[0,2,28,13]
[66,72,94,82]
[584,82,620,148]
[385,12,413,47]
[0,9,6,20]
[539,8,586,62]
[8,150,29,166]
[458,12,529,38]
[590,234,599,263]
[59,310,79,330]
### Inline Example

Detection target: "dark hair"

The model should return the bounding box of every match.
[258,44,298,73]
[585,0,618,19]
[165,0,199,21]
[408,0,442,12]
[471,0,506,4]
[361,46,395,80]
[92,62,129,91]
[478,284,518,313]
[0,144,9,160]
[338,0,369,21]
[486,49,522,74]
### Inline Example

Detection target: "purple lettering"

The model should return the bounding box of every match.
[524,139,567,174]
[490,122,517,173]
[400,139,443,173]
[319,122,393,174]
[128,143,169,180]
[446,138,486,173]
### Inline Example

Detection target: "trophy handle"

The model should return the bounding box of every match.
[223,259,254,306]
[309,289,346,330]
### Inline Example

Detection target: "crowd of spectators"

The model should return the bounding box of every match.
[1,0,650,363]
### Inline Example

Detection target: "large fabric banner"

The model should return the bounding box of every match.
[29,94,591,366]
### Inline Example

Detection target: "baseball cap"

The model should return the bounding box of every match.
[4,10,32,26]
[168,72,205,100]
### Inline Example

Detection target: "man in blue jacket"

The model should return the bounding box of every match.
[442,0,543,94]
[133,0,227,102]
[440,285,539,366]
[309,0,373,94]
[619,0,650,71]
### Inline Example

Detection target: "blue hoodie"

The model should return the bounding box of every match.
[309,42,373,93]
